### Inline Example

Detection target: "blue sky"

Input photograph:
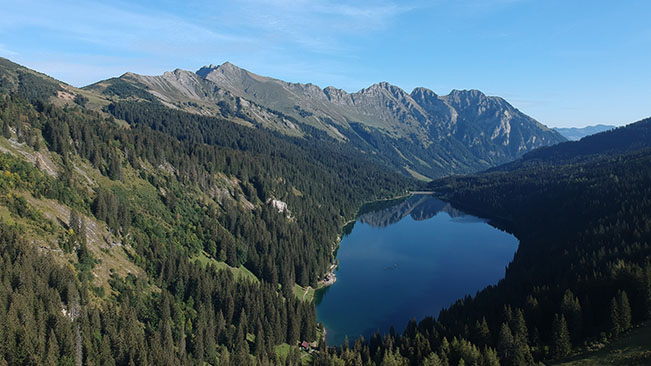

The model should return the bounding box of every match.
[1,0,650,127]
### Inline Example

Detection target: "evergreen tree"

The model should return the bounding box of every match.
[644,262,651,319]
[609,297,621,337]
[232,325,249,366]
[45,329,59,366]
[550,314,571,359]
[287,309,299,345]
[560,289,583,344]
[254,328,265,358]
[511,309,529,343]
[482,347,500,366]
[511,335,533,366]
[617,290,632,332]
[497,323,513,362]
[472,317,491,347]
[2,120,10,139]
[423,353,443,366]
[380,349,407,366]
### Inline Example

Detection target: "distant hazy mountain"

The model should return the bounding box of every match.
[493,117,650,171]
[553,125,615,140]
[83,61,564,179]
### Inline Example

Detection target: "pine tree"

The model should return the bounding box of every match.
[439,336,451,365]
[644,262,651,319]
[609,297,621,337]
[617,290,632,332]
[380,349,407,366]
[511,309,529,343]
[550,314,571,359]
[232,324,249,366]
[507,309,533,365]
[423,353,443,366]
[45,329,59,366]
[2,120,10,139]
[254,328,265,357]
[511,335,533,366]
[472,317,491,346]
[219,349,231,366]
[482,347,500,366]
[497,323,513,362]
[561,289,582,344]
[286,310,299,345]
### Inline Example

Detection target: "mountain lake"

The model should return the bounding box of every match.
[315,194,519,345]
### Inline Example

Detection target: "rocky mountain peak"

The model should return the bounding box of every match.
[195,66,214,78]
[361,81,409,101]
[162,68,190,78]
[447,89,487,101]
[323,86,350,103]
[120,72,139,80]
[410,87,440,104]
[217,61,239,72]
[410,87,438,98]
[443,89,508,114]
[364,81,392,92]
[196,62,242,78]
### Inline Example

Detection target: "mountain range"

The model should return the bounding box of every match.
[553,124,616,140]
[81,61,565,179]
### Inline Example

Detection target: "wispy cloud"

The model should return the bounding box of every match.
[0,0,254,55]
[0,0,419,85]
[204,0,418,55]
[0,44,18,57]
[1,0,647,127]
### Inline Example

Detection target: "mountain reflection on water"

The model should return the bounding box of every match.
[317,194,518,345]
[357,194,483,228]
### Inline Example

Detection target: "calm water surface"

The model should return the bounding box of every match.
[316,195,518,345]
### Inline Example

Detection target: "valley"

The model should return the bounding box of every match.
[0,56,648,366]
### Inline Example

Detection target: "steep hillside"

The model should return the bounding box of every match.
[85,61,566,179]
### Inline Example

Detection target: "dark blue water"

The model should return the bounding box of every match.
[315,195,518,345]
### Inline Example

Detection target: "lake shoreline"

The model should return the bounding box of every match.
[317,191,422,344]
[316,193,519,345]
[318,191,418,289]
[316,191,437,303]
